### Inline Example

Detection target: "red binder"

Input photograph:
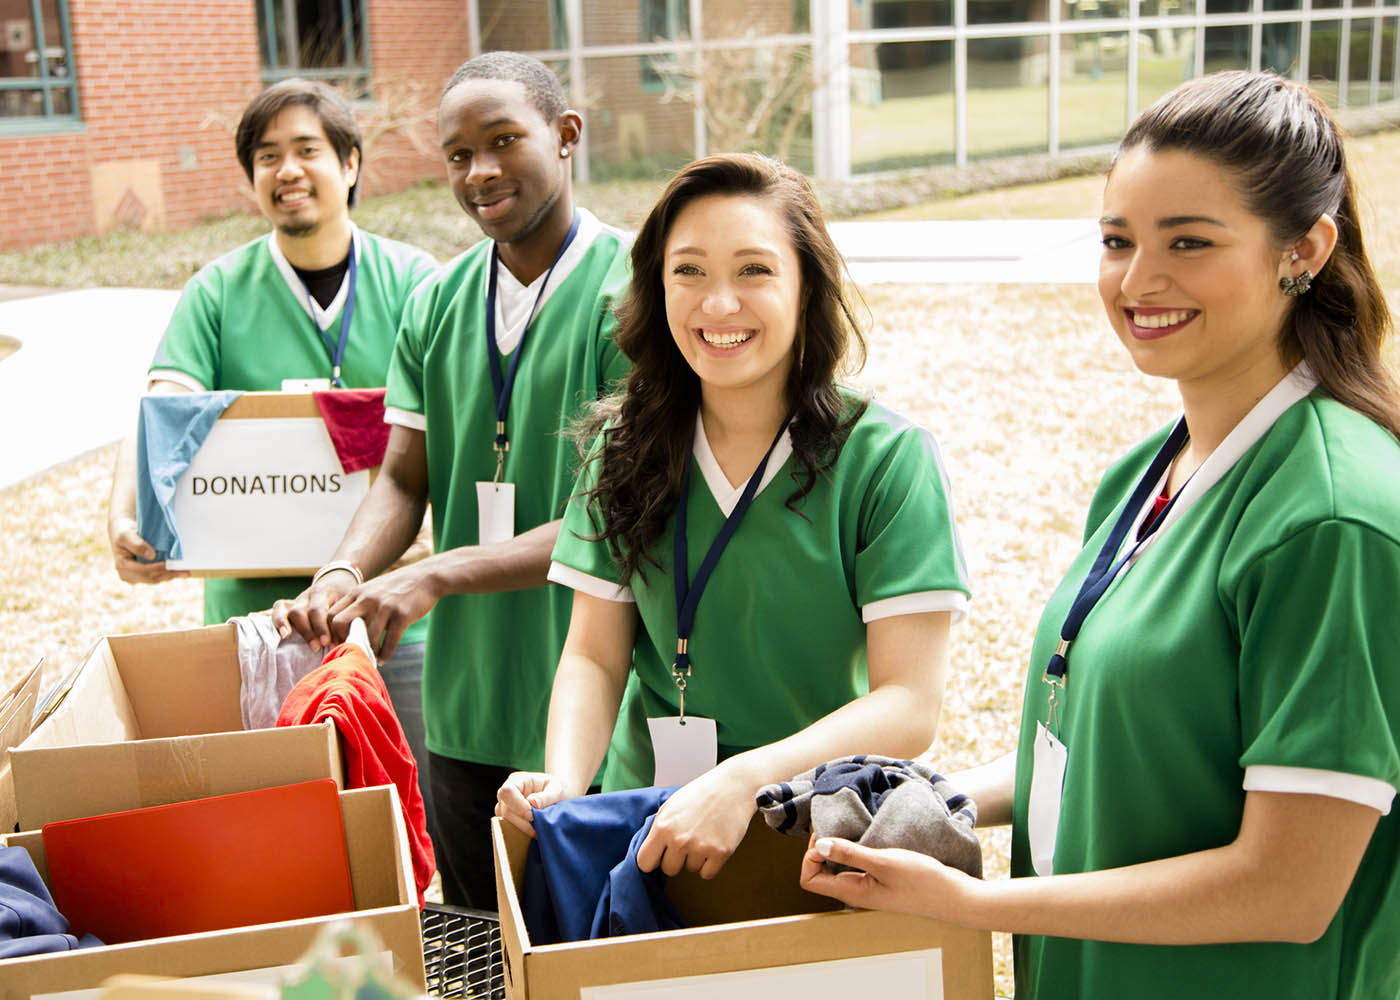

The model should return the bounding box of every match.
[41,778,355,943]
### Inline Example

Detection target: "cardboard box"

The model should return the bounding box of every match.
[1,624,342,834]
[492,816,995,1000]
[0,785,424,999]
[149,391,374,578]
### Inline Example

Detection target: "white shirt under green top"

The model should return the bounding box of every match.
[1011,367,1400,1000]
[550,393,971,791]
[384,207,631,768]
[147,225,438,627]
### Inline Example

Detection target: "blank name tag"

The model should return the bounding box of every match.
[1028,721,1068,877]
[476,481,516,545]
[647,716,718,787]
[281,378,332,391]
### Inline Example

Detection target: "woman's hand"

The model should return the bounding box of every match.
[799,835,982,922]
[635,760,761,879]
[495,771,573,838]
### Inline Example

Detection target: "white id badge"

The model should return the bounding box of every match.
[476,481,516,545]
[647,716,718,787]
[1028,721,1069,877]
[281,377,332,391]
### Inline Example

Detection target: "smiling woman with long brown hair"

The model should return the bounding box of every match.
[497,152,971,878]
[800,71,1400,1000]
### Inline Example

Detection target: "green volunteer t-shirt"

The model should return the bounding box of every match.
[383,209,631,769]
[551,395,971,791]
[1011,382,1400,1000]
[148,227,438,630]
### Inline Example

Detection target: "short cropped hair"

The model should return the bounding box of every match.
[440,51,567,122]
[235,78,363,207]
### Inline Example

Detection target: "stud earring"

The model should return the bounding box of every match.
[1280,270,1313,297]
[1290,251,1300,262]
[559,148,570,158]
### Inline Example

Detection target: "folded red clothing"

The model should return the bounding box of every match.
[313,388,390,474]
[277,643,435,905]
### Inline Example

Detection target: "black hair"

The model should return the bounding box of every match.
[235,78,362,207]
[440,50,567,122]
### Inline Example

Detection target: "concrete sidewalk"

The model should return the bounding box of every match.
[0,217,1100,492]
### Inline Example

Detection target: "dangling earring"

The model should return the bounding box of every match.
[1280,270,1313,297]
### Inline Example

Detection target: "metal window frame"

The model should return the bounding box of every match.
[257,0,372,96]
[467,0,1400,178]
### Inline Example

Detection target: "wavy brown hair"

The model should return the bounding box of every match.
[1119,71,1399,439]
[579,153,868,581]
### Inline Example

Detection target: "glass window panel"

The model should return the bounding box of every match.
[1203,24,1250,73]
[1347,19,1375,105]
[849,40,955,172]
[966,35,1050,157]
[1064,0,1128,22]
[696,44,814,171]
[478,0,555,52]
[0,87,46,117]
[1139,0,1196,18]
[1137,26,1196,111]
[585,0,689,49]
[0,0,39,80]
[1309,19,1342,106]
[49,83,71,114]
[1059,31,1128,149]
[1312,0,1342,10]
[581,54,697,181]
[703,0,804,39]
[1203,0,1247,11]
[967,0,1047,25]
[1260,20,1302,76]
[852,0,953,30]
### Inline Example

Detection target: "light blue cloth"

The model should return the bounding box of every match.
[135,390,242,560]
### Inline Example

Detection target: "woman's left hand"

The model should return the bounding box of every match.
[635,762,759,880]
[799,835,982,922]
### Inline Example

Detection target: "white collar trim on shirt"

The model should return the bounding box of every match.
[1124,364,1317,563]
[268,223,362,332]
[692,409,796,517]
[491,207,603,354]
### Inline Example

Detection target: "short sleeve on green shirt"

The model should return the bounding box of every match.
[550,396,971,789]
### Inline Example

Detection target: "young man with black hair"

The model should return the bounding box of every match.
[274,52,631,909]
[107,77,440,828]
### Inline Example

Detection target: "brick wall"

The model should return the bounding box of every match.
[0,0,469,251]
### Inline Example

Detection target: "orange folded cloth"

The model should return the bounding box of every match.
[277,644,435,905]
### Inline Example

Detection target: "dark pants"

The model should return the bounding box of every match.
[428,752,513,911]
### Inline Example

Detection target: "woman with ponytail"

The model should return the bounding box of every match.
[801,72,1400,1000]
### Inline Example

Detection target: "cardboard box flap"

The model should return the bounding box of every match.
[24,642,140,750]
[105,626,243,738]
[0,658,44,751]
[11,722,343,830]
[340,785,414,911]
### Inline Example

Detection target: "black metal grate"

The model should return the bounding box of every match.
[421,902,505,998]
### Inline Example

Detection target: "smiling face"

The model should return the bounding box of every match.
[662,194,803,408]
[251,104,358,239]
[438,78,576,265]
[1098,146,1294,396]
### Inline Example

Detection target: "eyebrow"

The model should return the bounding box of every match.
[1098,214,1228,228]
[257,134,323,150]
[440,116,523,149]
[667,246,779,258]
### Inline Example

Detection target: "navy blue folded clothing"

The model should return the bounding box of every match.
[523,787,684,944]
[0,845,103,958]
[756,754,983,878]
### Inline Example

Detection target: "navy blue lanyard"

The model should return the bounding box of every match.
[1043,417,1190,695]
[298,241,357,388]
[671,414,792,716]
[484,210,581,480]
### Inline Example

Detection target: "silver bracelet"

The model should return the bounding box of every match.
[311,559,363,587]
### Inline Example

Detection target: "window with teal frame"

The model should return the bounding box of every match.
[0,0,80,129]
[256,0,371,98]
[642,0,689,92]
